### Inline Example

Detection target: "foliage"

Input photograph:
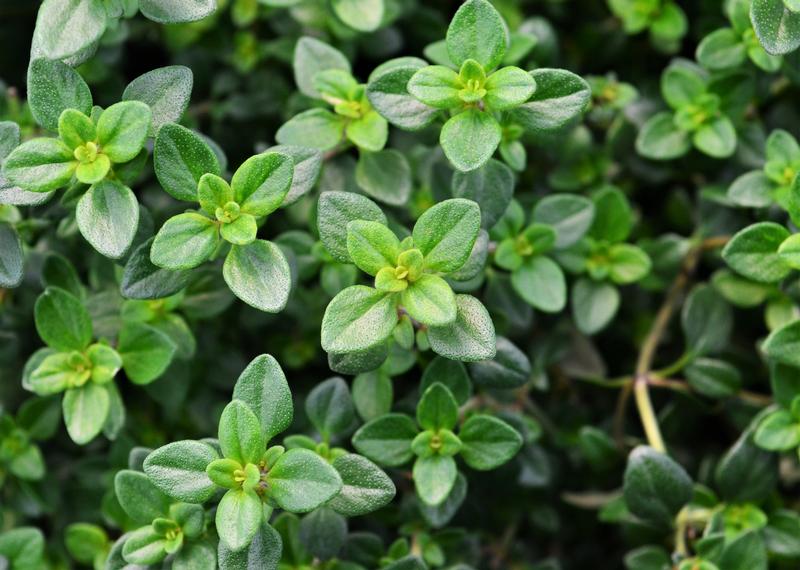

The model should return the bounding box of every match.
[3,0,800,568]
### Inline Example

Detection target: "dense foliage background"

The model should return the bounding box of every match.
[3,0,800,569]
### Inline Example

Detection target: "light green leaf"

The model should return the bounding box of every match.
[27,58,93,132]
[63,383,110,445]
[122,66,193,135]
[401,274,457,326]
[154,123,221,202]
[267,449,342,512]
[216,489,263,552]
[511,256,566,313]
[321,285,399,354]
[445,0,508,70]
[329,454,396,516]
[428,294,496,361]
[34,286,92,351]
[413,198,481,273]
[440,109,501,172]
[223,240,292,313]
[458,414,523,470]
[2,138,75,193]
[413,455,457,506]
[352,413,418,466]
[151,212,219,270]
[346,220,400,276]
[117,321,176,385]
[143,440,219,503]
[233,354,293,442]
[96,101,152,163]
[219,400,266,464]
[722,222,792,283]
[76,180,139,259]
[231,152,293,217]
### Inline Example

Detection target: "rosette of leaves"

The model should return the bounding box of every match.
[31,0,217,63]
[141,355,393,562]
[0,398,59,488]
[607,0,688,53]
[150,137,295,313]
[23,286,176,444]
[2,64,151,259]
[318,192,497,363]
[279,37,388,155]
[556,186,651,335]
[750,0,800,56]
[636,59,751,160]
[353,382,522,506]
[727,129,800,221]
[280,37,413,206]
[697,0,782,72]
[112,470,212,567]
[368,0,590,173]
[491,194,596,314]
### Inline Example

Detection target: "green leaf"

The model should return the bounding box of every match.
[608,244,652,284]
[591,189,632,243]
[681,285,733,356]
[298,507,347,560]
[122,66,193,135]
[174,542,217,570]
[332,0,383,31]
[715,430,778,503]
[352,370,393,421]
[413,455,457,506]
[34,287,92,351]
[440,109,501,172]
[216,488,263,552]
[154,123,221,202]
[27,59,92,132]
[58,109,95,151]
[754,410,800,450]
[318,191,387,264]
[219,400,266,464]
[64,523,108,565]
[114,470,170,525]
[413,198,481,273]
[484,66,536,110]
[233,354,293,442]
[117,321,176,385]
[29,353,79,395]
[717,530,767,570]
[445,0,508,70]
[751,0,800,55]
[31,0,107,60]
[510,69,591,134]
[407,65,462,108]
[696,28,747,71]
[138,0,216,23]
[428,294,496,361]
[293,37,351,99]
[223,240,292,313]
[452,159,513,230]
[346,220,400,276]
[355,149,412,207]
[778,233,800,268]
[572,278,620,334]
[231,152,293,216]
[458,414,523,470]
[728,170,772,208]
[218,520,282,570]
[266,145,323,206]
[122,525,167,565]
[352,413,418,466]
[151,212,219,270]
[622,446,693,527]
[416,382,459,431]
[511,256,566,313]
[468,337,529,389]
[197,173,233,215]
[321,285,399,354]
[346,111,388,152]
[96,101,152,163]
[329,454,396,516]
[76,180,139,259]
[763,321,800,366]
[636,112,691,160]
[722,222,792,283]
[685,358,742,399]
[402,274,457,326]
[63,383,110,445]
[2,138,75,193]
[0,223,23,288]
[306,377,355,438]
[143,440,219,503]
[532,194,595,249]
[421,357,472,404]
[366,58,439,131]
[267,448,342,512]
[661,63,706,109]
[276,109,345,151]
[120,238,194,300]
[693,116,737,158]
